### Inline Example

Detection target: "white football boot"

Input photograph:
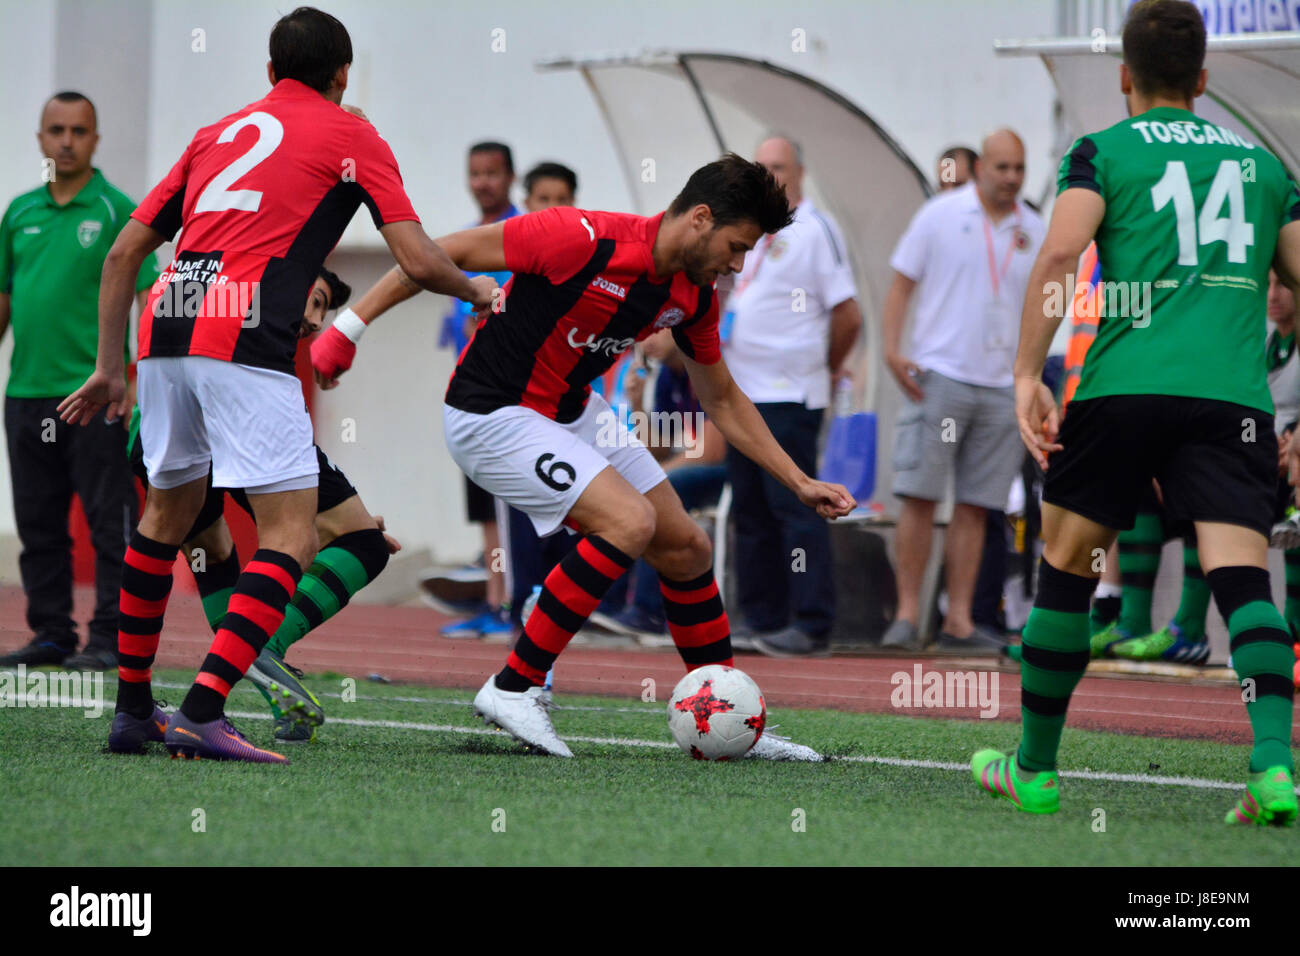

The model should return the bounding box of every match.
[744,728,825,762]
[473,676,573,757]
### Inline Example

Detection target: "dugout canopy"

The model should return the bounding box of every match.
[536,52,931,510]
[994,32,1300,180]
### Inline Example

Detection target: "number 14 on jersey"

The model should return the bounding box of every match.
[1151,159,1256,266]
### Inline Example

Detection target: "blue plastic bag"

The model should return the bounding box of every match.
[820,410,877,503]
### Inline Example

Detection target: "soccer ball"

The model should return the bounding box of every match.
[667,665,766,760]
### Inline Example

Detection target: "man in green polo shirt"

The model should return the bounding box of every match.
[0,91,159,671]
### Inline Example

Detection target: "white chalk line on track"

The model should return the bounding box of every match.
[9,690,1276,795]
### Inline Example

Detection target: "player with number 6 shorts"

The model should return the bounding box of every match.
[973,0,1300,825]
[314,154,856,759]
[59,7,496,764]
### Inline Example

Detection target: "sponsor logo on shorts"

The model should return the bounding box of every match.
[567,327,635,357]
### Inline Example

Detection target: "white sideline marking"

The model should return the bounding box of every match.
[214,709,1286,791]
[52,689,1268,793]
[223,710,681,750]
[23,687,1278,795]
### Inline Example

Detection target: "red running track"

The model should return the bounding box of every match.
[0,584,1279,746]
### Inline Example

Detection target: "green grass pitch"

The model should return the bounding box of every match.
[1,668,1291,866]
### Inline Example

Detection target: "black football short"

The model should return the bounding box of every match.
[464,474,495,524]
[1044,395,1277,536]
[130,436,356,539]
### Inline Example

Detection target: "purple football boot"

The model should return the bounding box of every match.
[107,704,170,754]
[164,710,288,764]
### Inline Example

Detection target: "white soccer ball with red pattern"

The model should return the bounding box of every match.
[667,665,766,760]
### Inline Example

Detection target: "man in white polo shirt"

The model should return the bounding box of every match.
[880,129,1044,653]
[723,134,862,657]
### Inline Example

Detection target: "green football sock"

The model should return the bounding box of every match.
[194,548,240,632]
[1117,511,1162,636]
[265,528,388,658]
[1208,566,1295,773]
[1226,600,1295,772]
[1173,542,1211,640]
[1284,549,1300,641]
[1018,560,1094,773]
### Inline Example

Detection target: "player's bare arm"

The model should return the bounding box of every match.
[312,220,497,386]
[683,352,855,519]
[0,292,10,343]
[1013,187,1105,469]
[59,218,165,425]
[434,220,508,274]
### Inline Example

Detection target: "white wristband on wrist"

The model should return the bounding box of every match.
[332,307,368,344]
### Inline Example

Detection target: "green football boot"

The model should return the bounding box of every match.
[972,749,1060,815]
[1225,767,1297,826]
[244,648,325,729]
[1110,622,1210,665]
[273,714,316,743]
[1089,620,1131,659]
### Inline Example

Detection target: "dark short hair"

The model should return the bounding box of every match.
[523,161,578,197]
[42,91,97,129]
[469,141,514,175]
[269,7,353,94]
[667,153,794,234]
[1122,0,1206,100]
[318,266,351,310]
[940,145,978,169]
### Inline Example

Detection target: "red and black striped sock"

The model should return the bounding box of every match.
[660,569,733,671]
[116,531,178,718]
[495,535,633,692]
[180,549,303,723]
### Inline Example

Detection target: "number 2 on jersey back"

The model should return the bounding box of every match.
[1150,159,1256,265]
[194,112,285,214]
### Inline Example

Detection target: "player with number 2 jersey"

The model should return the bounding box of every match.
[59,7,494,765]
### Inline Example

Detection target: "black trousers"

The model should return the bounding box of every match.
[4,396,137,650]
[725,402,835,636]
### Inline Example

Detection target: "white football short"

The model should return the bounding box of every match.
[443,392,667,536]
[136,356,318,494]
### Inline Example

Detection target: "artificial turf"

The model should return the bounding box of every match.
[1,668,1292,866]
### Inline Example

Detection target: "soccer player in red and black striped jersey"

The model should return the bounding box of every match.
[59,6,496,764]
[315,155,856,759]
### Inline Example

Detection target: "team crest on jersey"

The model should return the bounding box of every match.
[1013,229,1030,251]
[767,236,789,260]
[653,306,687,330]
[76,219,102,249]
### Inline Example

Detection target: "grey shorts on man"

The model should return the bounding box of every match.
[891,368,1022,509]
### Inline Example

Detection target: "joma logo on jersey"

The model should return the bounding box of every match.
[590,276,627,299]
[567,327,635,357]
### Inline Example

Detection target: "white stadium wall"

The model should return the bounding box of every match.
[0,0,1059,581]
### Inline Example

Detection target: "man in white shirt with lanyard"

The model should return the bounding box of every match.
[880,129,1045,653]
[722,134,862,657]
